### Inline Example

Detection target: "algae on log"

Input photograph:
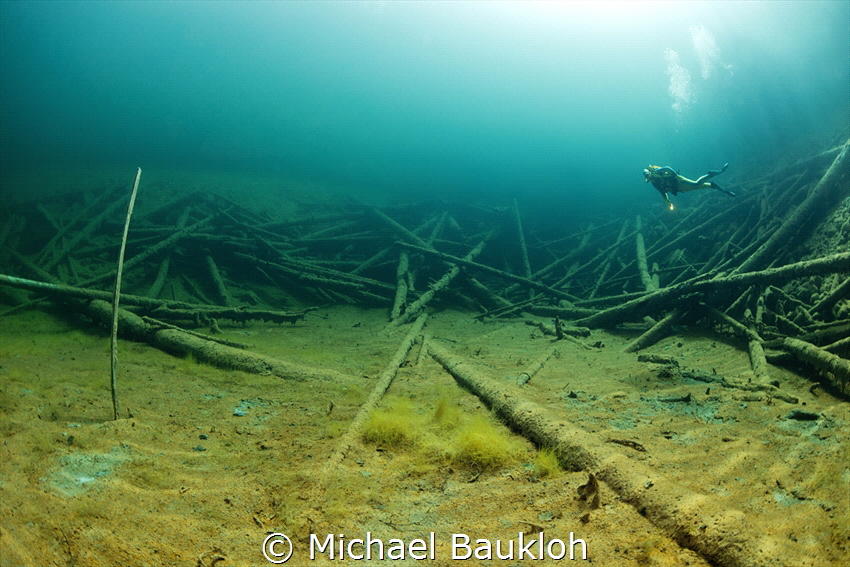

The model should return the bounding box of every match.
[323,313,428,479]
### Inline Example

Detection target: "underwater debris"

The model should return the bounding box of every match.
[109,167,143,420]
[737,141,849,272]
[606,438,648,452]
[515,346,558,386]
[427,340,816,566]
[322,313,427,480]
[782,337,850,396]
[577,472,601,509]
[657,393,692,404]
[676,367,799,404]
[623,309,683,353]
[1,139,847,566]
[637,353,679,366]
[387,237,491,328]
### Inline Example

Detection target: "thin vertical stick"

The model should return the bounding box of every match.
[513,198,533,300]
[110,167,141,420]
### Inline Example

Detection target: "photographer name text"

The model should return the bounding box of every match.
[307,531,588,561]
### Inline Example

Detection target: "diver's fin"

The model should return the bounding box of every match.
[707,163,728,178]
[711,182,735,197]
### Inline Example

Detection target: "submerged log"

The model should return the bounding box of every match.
[397,242,581,302]
[762,321,850,350]
[36,184,122,267]
[428,342,808,567]
[235,252,395,297]
[736,140,849,273]
[41,191,129,272]
[369,207,431,249]
[388,237,490,327]
[527,304,598,319]
[0,274,312,324]
[574,253,850,328]
[677,368,798,404]
[461,276,513,312]
[352,212,443,276]
[588,260,610,299]
[635,215,657,292]
[205,254,233,307]
[322,313,427,478]
[705,306,774,385]
[622,308,683,353]
[783,337,850,395]
[516,346,559,385]
[83,214,216,288]
[811,276,850,320]
[390,250,410,321]
[85,299,351,382]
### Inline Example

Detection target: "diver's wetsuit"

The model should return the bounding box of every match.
[645,163,735,209]
[648,166,681,195]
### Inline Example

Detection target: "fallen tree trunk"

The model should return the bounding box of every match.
[635,215,658,292]
[239,253,396,293]
[736,140,849,273]
[0,274,311,324]
[762,322,850,350]
[84,299,353,383]
[783,337,850,395]
[352,211,443,276]
[205,253,233,307]
[622,308,683,353]
[36,184,122,267]
[705,306,773,385]
[516,346,559,385]
[388,236,490,327]
[527,304,598,319]
[677,367,798,404]
[587,260,610,299]
[42,192,129,272]
[397,242,581,302]
[574,252,850,328]
[322,313,427,480]
[461,275,513,312]
[427,342,809,567]
[563,225,637,290]
[811,276,850,320]
[701,252,850,290]
[506,224,597,292]
[390,250,410,321]
[82,214,216,288]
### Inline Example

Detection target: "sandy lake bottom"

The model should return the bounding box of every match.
[1,305,848,566]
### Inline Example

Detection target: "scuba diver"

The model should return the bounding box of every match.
[644,163,735,210]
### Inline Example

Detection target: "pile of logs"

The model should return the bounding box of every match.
[0,140,848,395]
